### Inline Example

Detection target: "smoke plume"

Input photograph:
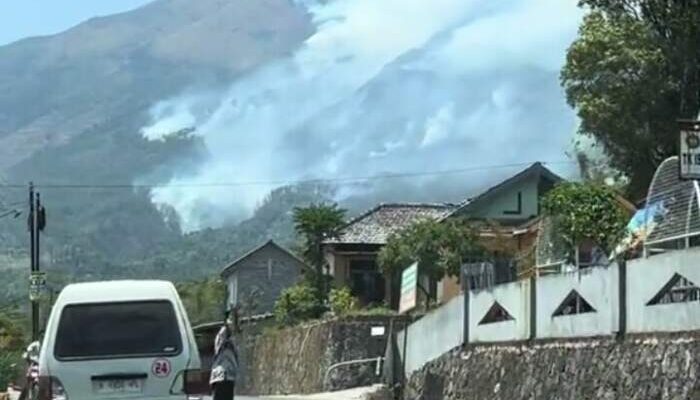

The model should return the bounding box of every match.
[141,0,584,231]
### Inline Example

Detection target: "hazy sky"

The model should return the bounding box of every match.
[0,0,153,45]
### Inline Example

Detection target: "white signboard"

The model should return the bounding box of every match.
[680,120,700,180]
[399,262,418,314]
[29,271,46,302]
[370,326,386,337]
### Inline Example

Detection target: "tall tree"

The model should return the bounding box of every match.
[293,203,346,300]
[562,1,700,198]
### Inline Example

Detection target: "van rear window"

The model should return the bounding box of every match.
[54,300,182,360]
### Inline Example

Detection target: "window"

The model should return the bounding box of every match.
[55,301,182,360]
[647,273,700,305]
[229,274,239,306]
[478,301,514,325]
[552,290,595,316]
[503,191,522,215]
[576,241,605,269]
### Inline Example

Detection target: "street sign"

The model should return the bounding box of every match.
[399,262,418,314]
[679,120,700,180]
[29,271,46,302]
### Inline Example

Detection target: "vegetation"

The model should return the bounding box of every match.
[562,1,700,197]
[328,287,358,316]
[541,182,629,257]
[378,219,483,282]
[273,283,325,326]
[349,305,395,317]
[0,311,24,389]
[0,183,335,309]
[292,203,346,301]
[176,278,226,326]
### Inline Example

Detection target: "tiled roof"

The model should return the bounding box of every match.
[326,203,457,245]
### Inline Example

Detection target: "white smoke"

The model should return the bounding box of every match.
[141,0,584,232]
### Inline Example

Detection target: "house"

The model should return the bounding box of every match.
[221,240,307,316]
[445,162,562,223]
[323,203,456,308]
[323,162,565,310]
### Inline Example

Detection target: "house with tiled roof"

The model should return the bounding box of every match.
[323,203,456,308]
[323,162,567,311]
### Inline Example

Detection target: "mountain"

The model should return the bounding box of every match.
[0,0,316,306]
[0,0,582,308]
[0,0,312,169]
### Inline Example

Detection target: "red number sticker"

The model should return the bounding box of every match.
[152,359,171,378]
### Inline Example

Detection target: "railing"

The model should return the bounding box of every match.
[324,356,384,387]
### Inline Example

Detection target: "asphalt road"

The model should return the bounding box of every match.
[205,397,312,400]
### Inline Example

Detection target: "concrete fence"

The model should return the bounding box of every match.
[536,265,619,339]
[397,294,464,374]
[397,246,700,375]
[469,279,530,343]
[627,248,700,333]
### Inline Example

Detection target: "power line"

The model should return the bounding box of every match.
[0,160,576,190]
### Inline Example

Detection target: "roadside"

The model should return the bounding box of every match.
[232,385,391,400]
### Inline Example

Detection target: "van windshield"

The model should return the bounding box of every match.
[54,300,182,360]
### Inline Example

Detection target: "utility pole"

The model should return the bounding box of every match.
[28,182,37,341]
[28,183,46,341]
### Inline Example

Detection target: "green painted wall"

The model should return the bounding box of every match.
[467,175,540,221]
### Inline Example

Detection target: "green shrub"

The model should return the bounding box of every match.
[329,287,358,316]
[273,283,324,326]
[354,306,395,316]
[0,350,21,389]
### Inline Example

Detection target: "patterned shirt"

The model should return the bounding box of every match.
[209,326,239,384]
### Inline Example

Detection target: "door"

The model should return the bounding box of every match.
[349,258,386,306]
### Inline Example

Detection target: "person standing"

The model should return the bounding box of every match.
[210,308,240,400]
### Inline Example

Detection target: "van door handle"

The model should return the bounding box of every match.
[91,373,148,381]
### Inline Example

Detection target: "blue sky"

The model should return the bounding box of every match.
[0,0,153,45]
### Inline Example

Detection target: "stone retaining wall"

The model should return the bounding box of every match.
[237,316,402,396]
[406,333,700,400]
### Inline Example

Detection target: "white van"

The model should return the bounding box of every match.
[38,280,210,400]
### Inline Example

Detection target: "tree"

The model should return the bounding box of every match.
[176,278,226,325]
[562,1,700,198]
[292,203,346,300]
[541,182,629,258]
[378,219,483,301]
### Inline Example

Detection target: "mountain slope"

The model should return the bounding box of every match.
[0,0,312,169]
[0,0,316,307]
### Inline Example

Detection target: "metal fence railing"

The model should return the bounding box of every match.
[643,156,700,255]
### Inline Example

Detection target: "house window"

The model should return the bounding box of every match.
[503,191,522,215]
[552,290,595,316]
[267,258,273,280]
[647,273,700,305]
[228,274,238,307]
[478,301,514,325]
[349,259,385,306]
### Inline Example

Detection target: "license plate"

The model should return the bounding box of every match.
[93,379,143,394]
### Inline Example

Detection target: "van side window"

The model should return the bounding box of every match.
[54,300,182,360]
